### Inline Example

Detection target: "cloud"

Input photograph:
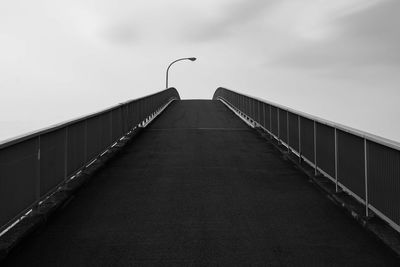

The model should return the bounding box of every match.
[101,21,138,44]
[181,0,276,42]
[272,0,400,69]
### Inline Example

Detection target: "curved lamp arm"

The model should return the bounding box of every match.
[166,57,196,88]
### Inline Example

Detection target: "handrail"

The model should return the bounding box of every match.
[214,87,400,151]
[0,88,180,150]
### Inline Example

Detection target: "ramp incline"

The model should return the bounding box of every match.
[3,100,399,266]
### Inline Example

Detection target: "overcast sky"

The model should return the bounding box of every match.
[1,0,399,142]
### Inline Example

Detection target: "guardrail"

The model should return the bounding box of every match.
[0,88,180,233]
[214,87,400,233]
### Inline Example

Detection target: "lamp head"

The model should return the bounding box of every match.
[188,57,196,61]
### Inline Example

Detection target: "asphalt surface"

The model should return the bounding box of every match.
[3,100,399,266]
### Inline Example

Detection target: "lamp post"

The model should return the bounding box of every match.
[166,57,196,88]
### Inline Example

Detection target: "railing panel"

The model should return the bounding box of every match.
[40,129,66,196]
[300,116,314,164]
[278,109,288,143]
[256,100,260,124]
[67,121,86,176]
[316,123,335,178]
[86,116,103,161]
[131,101,138,127]
[368,141,400,225]
[271,106,278,136]
[259,102,265,128]
[251,99,256,120]
[0,139,38,227]
[264,103,271,131]
[112,107,122,142]
[337,130,365,199]
[288,112,299,152]
[246,97,250,116]
[121,105,128,134]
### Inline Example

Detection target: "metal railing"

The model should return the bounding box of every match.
[0,88,180,233]
[214,87,400,233]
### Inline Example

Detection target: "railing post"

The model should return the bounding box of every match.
[364,138,369,217]
[334,128,338,192]
[314,121,317,175]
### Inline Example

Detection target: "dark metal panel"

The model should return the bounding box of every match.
[288,112,299,152]
[0,138,38,227]
[140,98,146,122]
[40,129,66,196]
[252,99,256,122]
[279,109,287,143]
[67,121,86,176]
[300,116,314,163]
[248,97,252,117]
[131,100,138,127]
[246,97,250,116]
[126,102,133,127]
[121,105,128,133]
[271,106,278,136]
[101,111,112,149]
[112,107,122,141]
[137,99,143,125]
[259,102,265,128]
[250,98,255,119]
[264,104,271,131]
[368,141,400,225]
[316,123,335,178]
[337,130,365,199]
[87,116,103,160]
[131,102,136,127]
[254,100,259,123]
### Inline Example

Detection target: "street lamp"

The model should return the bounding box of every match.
[166,57,196,88]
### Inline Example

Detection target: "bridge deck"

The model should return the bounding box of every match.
[4,100,398,266]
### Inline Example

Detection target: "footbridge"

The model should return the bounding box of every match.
[1,88,399,265]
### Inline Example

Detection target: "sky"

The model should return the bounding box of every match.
[0,0,399,142]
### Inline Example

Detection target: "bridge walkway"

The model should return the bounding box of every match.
[3,100,399,266]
